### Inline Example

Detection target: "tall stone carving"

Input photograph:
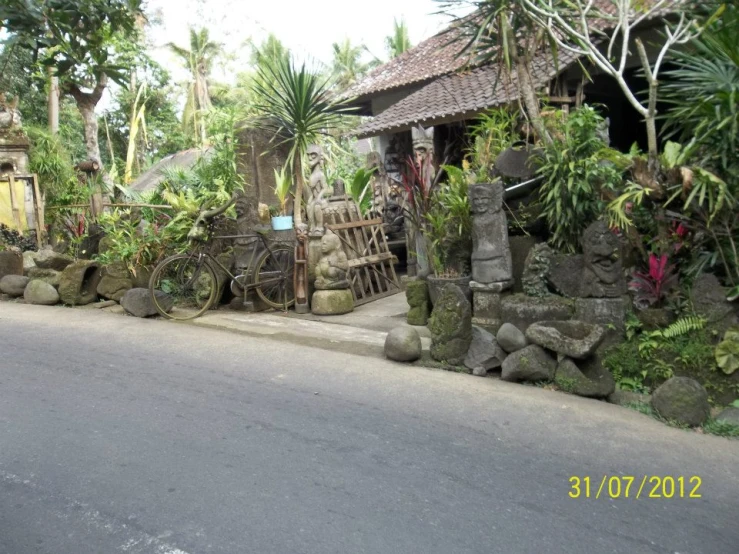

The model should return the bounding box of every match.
[311,230,353,315]
[580,220,627,298]
[293,224,310,314]
[307,144,330,237]
[469,181,513,287]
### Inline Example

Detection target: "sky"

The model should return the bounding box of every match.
[145,0,454,82]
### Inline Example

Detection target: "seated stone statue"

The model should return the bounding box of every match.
[315,231,350,290]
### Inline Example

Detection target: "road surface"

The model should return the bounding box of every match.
[1,303,737,553]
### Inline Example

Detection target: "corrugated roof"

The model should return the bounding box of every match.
[355,48,581,138]
[129,147,212,192]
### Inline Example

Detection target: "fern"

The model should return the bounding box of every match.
[657,317,707,339]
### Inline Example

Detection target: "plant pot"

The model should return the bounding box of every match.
[271,215,293,231]
[427,274,472,307]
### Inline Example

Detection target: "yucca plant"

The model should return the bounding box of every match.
[250,56,358,227]
[273,164,292,216]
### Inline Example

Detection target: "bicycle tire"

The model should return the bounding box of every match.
[254,246,296,309]
[149,253,219,320]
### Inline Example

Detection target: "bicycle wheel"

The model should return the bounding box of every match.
[254,246,295,309]
[149,254,218,320]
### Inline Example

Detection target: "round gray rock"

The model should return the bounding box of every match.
[715,406,739,427]
[33,247,74,271]
[120,287,173,317]
[496,323,528,353]
[651,377,710,427]
[0,274,30,297]
[501,344,556,383]
[23,279,60,305]
[385,326,422,362]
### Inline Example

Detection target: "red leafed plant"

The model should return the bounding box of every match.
[629,253,679,309]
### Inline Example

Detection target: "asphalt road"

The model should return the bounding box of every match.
[1,303,738,554]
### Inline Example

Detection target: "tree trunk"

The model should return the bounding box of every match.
[47,71,59,135]
[66,75,109,217]
[516,58,552,146]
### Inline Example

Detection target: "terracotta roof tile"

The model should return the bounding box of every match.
[355,48,581,138]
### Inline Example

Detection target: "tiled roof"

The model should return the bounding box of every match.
[340,26,471,102]
[354,48,581,138]
[343,0,680,104]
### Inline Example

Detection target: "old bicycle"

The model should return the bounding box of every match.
[148,198,295,320]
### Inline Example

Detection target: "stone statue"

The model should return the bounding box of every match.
[469,182,512,285]
[522,243,553,297]
[314,231,350,290]
[580,220,627,298]
[0,93,22,130]
[307,144,330,237]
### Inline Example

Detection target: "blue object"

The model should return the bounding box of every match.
[271,215,293,231]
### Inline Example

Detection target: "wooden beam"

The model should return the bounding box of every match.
[32,174,44,246]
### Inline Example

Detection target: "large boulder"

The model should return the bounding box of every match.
[651,377,710,427]
[27,267,61,288]
[464,325,506,376]
[120,287,173,318]
[496,323,529,353]
[525,320,605,359]
[715,407,739,427]
[384,326,422,362]
[0,249,23,280]
[97,263,133,302]
[0,274,30,297]
[556,357,615,398]
[33,247,74,271]
[23,279,60,305]
[501,345,556,383]
[690,273,738,333]
[428,284,473,365]
[406,280,430,326]
[58,260,102,306]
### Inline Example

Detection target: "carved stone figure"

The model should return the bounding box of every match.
[522,243,553,297]
[580,220,627,298]
[314,231,349,290]
[294,224,310,313]
[306,144,330,237]
[469,182,513,285]
[0,93,22,130]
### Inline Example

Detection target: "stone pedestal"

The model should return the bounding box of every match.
[500,294,575,333]
[311,289,354,315]
[470,280,511,333]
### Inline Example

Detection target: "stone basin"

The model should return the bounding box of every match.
[524,320,605,359]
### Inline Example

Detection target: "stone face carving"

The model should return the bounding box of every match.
[580,220,627,298]
[314,231,349,290]
[428,284,473,365]
[469,182,513,286]
[307,144,330,237]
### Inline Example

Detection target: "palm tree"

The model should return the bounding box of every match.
[385,17,412,59]
[168,27,222,146]
[251,57,358,226]
[331,38,368,90]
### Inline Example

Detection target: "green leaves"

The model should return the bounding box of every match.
[536,106,623,252]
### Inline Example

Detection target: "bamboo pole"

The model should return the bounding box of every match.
[32,174,44,246]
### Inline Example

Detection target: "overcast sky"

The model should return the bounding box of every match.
[146,0,454,80]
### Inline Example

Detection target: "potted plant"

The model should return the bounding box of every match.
[423,165,473,304]
[271,164,293,231]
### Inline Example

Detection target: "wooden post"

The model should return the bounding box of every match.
[32,174,44,246]
[7,174,23,231]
